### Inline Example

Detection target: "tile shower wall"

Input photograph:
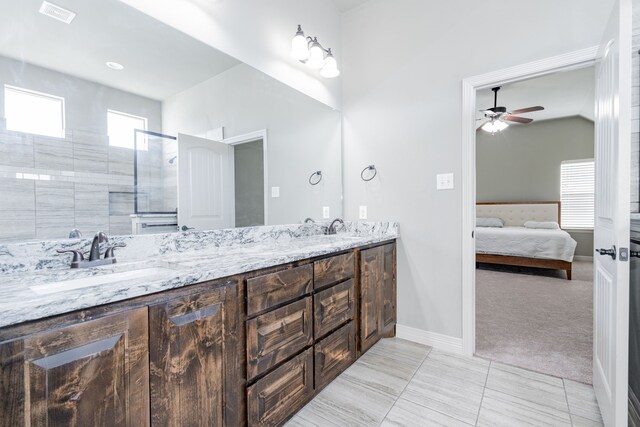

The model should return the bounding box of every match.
[633,0,640,212]
[0,56,163,241]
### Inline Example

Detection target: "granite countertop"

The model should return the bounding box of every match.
[0,225,398,328]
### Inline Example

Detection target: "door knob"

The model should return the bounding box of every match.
[596,245,616,260]
[181,225,194,231]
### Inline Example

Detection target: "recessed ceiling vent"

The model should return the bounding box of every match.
[38,1,76,24]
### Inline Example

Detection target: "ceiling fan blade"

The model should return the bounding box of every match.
[509,106,544,115]
[476,120,489,131]
[503,115,533,124]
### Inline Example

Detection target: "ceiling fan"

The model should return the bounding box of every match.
[477,87,544,133]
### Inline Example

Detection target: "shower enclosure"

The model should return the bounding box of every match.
[131,129,179,234]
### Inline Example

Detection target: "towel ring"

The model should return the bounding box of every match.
[360,165,377,181]
[309,170,322,185]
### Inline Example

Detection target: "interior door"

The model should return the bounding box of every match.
[177,133,234,231]
[592,0,631,425]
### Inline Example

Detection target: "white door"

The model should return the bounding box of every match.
[177,133,234,231]
[592,0,631,425]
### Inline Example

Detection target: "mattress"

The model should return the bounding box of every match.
[475,226,578,262]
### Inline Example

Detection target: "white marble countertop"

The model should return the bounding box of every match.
[0,226,397,328]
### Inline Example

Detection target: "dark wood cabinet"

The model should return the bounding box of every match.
[247,348,314,427]
[314,321,356,390]
[359,242,396,354]
[1,240,396,427]
[0,307,149,427]
[246,297,313,380]
[149,283,241,427]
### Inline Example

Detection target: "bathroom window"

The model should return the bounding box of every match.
[107,109,148,150]
[561,159,595,229]
[4,85,65,138]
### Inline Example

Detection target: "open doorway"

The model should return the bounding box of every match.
[473,67,595,383]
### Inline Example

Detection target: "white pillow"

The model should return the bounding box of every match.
[476,217,504,228]
[524,221,560,230]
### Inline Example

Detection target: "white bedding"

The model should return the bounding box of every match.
[476,226,577,262]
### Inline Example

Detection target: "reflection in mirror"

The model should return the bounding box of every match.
[0,0,342,242]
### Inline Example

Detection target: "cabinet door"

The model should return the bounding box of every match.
[22,307,149,427]
[359,246,382,353]
[380,243,397,335]
[314,279,355,339]
[149,283,241,427]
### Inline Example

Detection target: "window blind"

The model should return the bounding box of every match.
[561,159,595,229]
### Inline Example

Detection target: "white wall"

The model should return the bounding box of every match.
[162,63,342,225]
[341,0,614,338]
[119,0,342,110]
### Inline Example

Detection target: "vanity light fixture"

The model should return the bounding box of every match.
[290,25,340,78]
[106,61,124,71]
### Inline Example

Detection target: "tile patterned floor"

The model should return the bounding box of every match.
[285,338,603,427]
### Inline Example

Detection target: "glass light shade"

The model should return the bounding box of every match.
[320,54,340,78]
[481,119,508,133]
[291,33,309,61]
[306,41,325,69]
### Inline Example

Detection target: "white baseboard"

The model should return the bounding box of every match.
[574,255,594,262]
[396,324,464,355]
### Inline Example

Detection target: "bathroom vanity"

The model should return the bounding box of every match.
[0,223,397,427]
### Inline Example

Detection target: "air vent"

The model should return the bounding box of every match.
[38,1,76,24]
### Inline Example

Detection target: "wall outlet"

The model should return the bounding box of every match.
[271,186,280,198]
[359,205,368,219]
[436,173,454,190]
[323,206,330,219]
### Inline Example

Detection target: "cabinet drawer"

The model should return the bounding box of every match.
[314,278,355,339]
[247,348,314,427]
[247,264,313,317]
[314,321,355,390]
[314,252,354,289]
[247,297,313,379]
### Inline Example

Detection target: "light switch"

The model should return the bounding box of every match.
[436,173,454,190]
[359,205,368,219]
[323,206,330,219]
[271,186,280,198]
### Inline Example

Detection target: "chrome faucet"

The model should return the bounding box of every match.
[325,218,344,235]
[304,217,315,224]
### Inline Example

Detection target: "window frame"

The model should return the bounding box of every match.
[107,109,148,150]
[560,158,595,231]
[4,84,66,138]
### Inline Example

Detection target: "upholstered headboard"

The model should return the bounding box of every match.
[476,201,561,227]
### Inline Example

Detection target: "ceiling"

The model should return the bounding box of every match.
[0,0,240,100]
[476,66,595,124]
[332,0,371,13]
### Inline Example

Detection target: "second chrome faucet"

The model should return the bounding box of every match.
[57,231,126,269]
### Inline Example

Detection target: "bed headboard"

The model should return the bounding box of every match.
[476,201,561,227]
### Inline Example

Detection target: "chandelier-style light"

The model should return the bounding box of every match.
[481,119,509,133]
[290,25,340,78]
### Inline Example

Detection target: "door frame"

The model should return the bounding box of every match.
[223,129,269,226]
[460,46,599,356]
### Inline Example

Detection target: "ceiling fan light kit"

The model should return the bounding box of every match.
[477,86,544,133]
[290,25,340,78]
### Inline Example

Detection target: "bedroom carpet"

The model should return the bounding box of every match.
[475,260,593,384]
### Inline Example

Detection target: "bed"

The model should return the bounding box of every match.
[475,201,577,280]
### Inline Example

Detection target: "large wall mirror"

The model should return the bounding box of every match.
[0,0,342,242]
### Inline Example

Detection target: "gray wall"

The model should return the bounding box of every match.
[476,116,595,256]
[341,0,613,339]
[162,63,342,225]
[0,56,162,241]
[234,140,265,227]
[633,0,640,212]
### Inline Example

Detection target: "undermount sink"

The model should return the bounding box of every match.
[30,267,177,295]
